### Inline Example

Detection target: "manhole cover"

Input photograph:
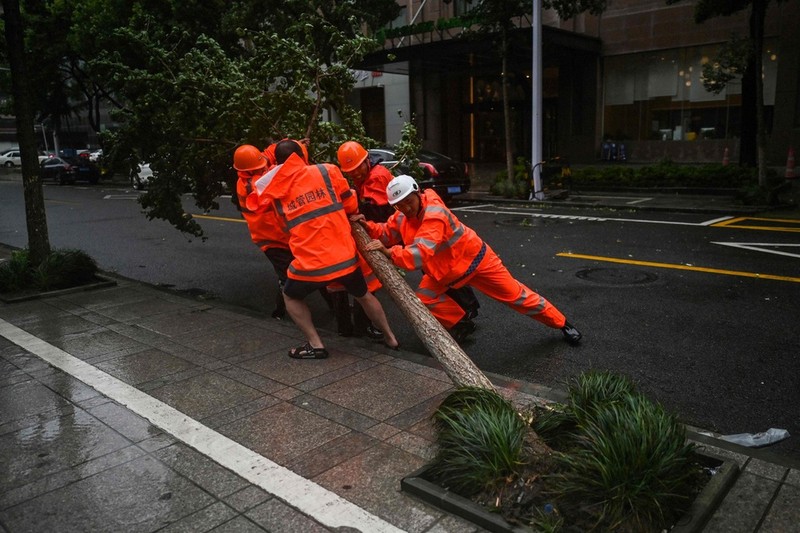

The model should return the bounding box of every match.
[576,267,657,285]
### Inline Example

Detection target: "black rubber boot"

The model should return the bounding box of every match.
[447,286,480,320]
[330,291,354,336]
[271,280,286,319]
[449,317,477,343]
[352,300,383,339]
[318,288,334,310]
[561,321,582,345]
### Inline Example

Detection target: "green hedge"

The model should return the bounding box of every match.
[490,159,781,201]
[569,162,767,189]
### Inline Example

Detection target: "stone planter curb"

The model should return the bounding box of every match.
[401,450,739,533]
[0,275,117,303]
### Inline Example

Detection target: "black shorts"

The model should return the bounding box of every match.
[283,268,368,300]
[264,248,293,282]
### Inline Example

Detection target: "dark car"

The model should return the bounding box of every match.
[39,156,101,185]
[71,156,101,184]
[368,148,471,201]
[39,157,77,185]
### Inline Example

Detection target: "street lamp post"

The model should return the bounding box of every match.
[40,123,48,153]
[531,0,543,200]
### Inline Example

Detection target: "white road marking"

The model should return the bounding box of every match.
[712,242,800,259]
[454,203,497,209]
[452,204,728,226]
[103,194,140,200]
[0,319,404,533]
[700,216,735,226]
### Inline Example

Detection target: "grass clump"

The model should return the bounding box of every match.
[0,248,98,294]
[428,386,527,495]
[534,370,703,531]
[427,372,707,532]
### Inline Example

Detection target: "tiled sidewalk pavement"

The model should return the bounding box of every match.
[0,276,526,532]
[1,250,800,531]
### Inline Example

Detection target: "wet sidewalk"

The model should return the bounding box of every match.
[1,243,799,532]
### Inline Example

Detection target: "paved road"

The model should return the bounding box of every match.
[2,179,799,461]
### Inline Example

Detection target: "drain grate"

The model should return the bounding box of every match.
[576,267,657,285]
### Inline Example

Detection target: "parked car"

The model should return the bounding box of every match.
[0,150,21,167]
[72,156,102,184]
[0,149,51,167]
[39,156,76,184]
[132,163,152,190]
[368,147,471,201]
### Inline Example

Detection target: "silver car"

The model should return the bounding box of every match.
[368,148,471,201]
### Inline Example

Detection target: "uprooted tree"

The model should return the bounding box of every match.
[351,222,494,390]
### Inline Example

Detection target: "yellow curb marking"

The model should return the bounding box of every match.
[558,253,800,284]
[711,217,800,232]
[192,214,246,223]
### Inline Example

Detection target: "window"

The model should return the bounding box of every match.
[602,43,778,141]
[454,0,477,16]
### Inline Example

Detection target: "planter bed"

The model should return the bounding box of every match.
[0,275,117,303]
[401,449,739,533]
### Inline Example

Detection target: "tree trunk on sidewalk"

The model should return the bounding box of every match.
[2,0,51,266]
[351,222,494,391]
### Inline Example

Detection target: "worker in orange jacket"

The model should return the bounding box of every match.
[233,144,329,318]
[355,174,582,345]
[339,141,482,323]
[327,141,397,339]
[337,141,395,222]
[249,139,400,359]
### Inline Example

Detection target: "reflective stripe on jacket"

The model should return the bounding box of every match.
[265,153,359,282]
[235,171,289,251]
[365,189,484,286]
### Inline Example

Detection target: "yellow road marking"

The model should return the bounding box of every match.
[558,252,800,283]
[192,214,246,223]
[712,217,800,232]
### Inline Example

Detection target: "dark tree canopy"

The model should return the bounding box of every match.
[3,0,400,238]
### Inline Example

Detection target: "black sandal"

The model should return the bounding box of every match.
[288,343,329,359]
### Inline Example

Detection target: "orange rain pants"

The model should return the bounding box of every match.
[416,243,566,330]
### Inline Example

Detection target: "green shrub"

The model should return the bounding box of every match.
[490,157,531,198]
[428,386,527,495]
[0,250,33,292]
[569,162,765,190]
[535,371,702,531]
[0,248,98,293]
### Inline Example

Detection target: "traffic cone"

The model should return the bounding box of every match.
[785,147,796,179]
[722,147,730,166]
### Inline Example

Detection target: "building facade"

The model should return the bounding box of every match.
[355,0,800,168]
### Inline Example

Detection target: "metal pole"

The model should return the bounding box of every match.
[531,0,543,200]
[41,123,48,153]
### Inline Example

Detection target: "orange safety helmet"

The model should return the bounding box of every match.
[337,141,368,173]
[233,144,267,171]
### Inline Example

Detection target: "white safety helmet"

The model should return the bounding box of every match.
[386,174,419,205]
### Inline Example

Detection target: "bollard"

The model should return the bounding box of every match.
[786,147,796,179]
[722,147,730,166]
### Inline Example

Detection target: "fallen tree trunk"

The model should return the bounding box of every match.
[351,222,494,390]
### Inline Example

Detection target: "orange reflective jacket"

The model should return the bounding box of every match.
[365,189,484,287]
[236,170,289,251]
[263,153,359,282]
[355,163,393,206]
[262,144,277,168]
